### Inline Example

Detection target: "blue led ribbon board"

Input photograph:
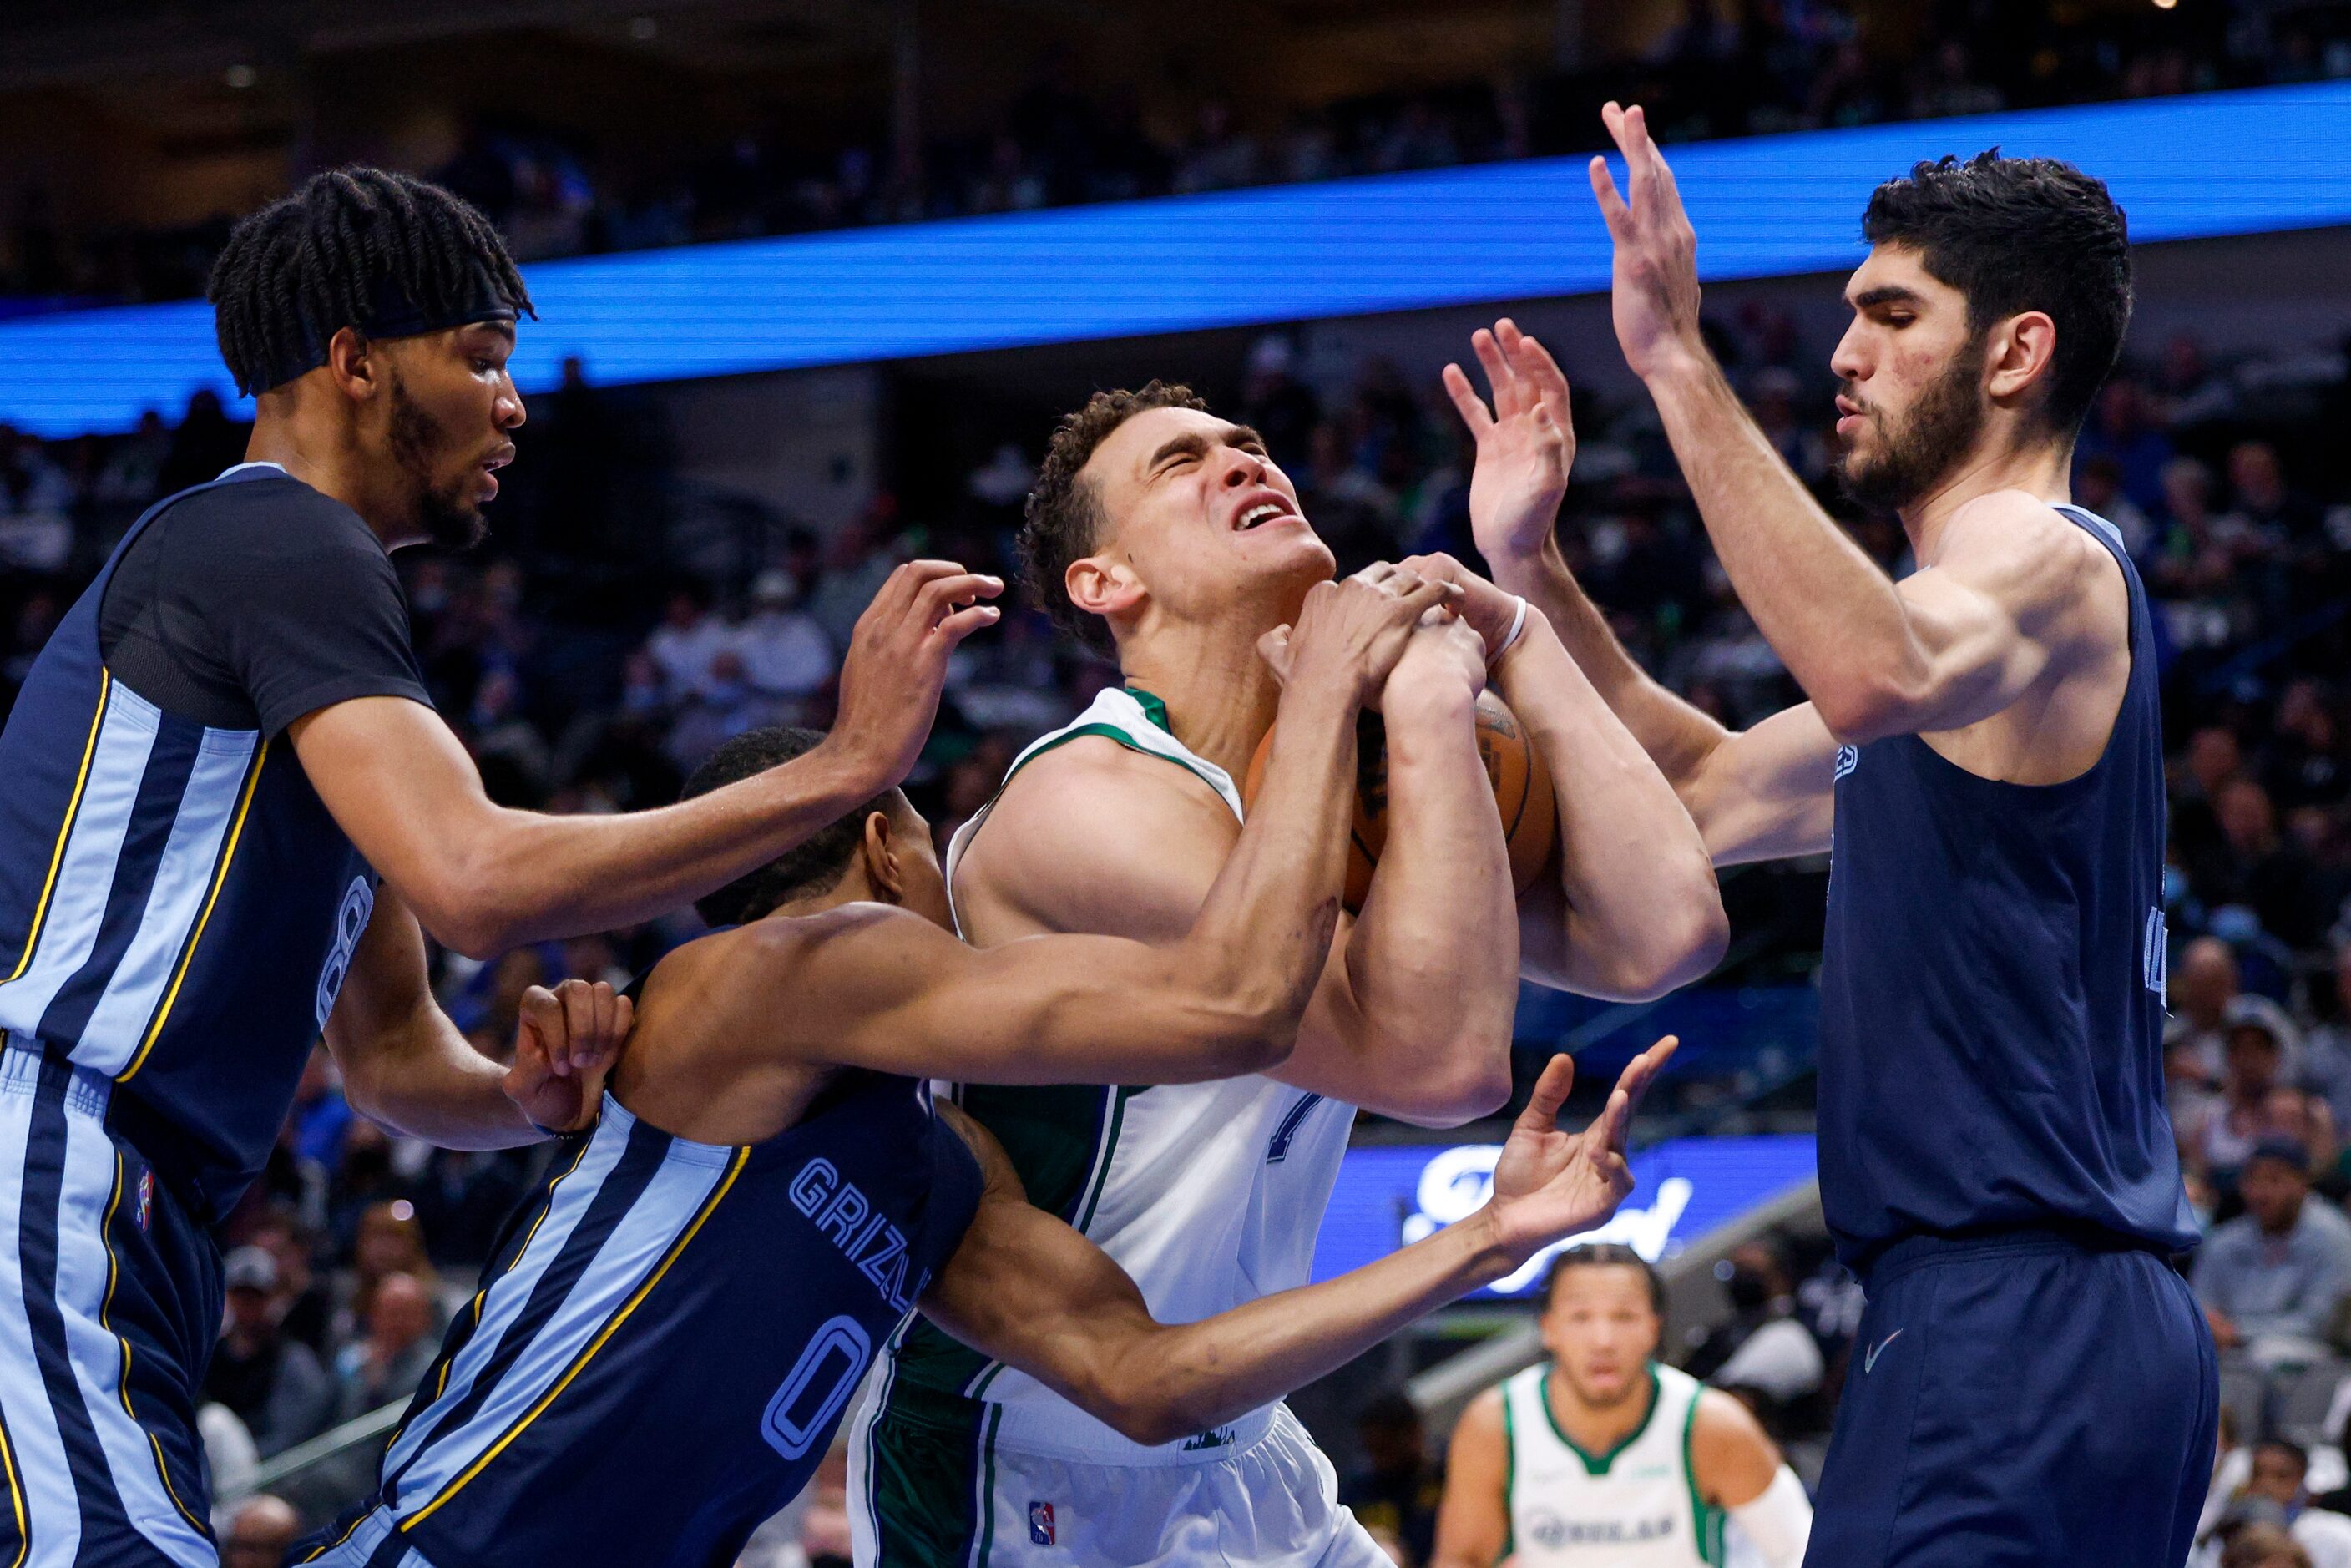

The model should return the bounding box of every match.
[4,82,2348,435]
[1312,1133,1819,1299]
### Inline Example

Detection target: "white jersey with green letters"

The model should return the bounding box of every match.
[1500,1361,1725,1567]
[851,690,1363,1560]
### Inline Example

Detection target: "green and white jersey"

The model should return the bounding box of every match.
[879,687,1354,1464]
[1501,1362,1725,1567]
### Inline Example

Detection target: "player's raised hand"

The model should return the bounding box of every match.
[1480,1037,1678,1261]
[1589,103,1705,382]
[503,978,635,1136]
[828,559,1004,791]
[1442,319,1576,568]
[1260,566,1460,706]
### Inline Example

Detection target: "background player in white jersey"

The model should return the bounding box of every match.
[857,360,1727,1566]
[1431,1247,1812,1568]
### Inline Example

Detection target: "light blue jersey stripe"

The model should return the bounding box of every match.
[54,1090,212,1565]
[0,687,163,1035]
[378,1120,633,1477]
[387,1146,727,1515]
[73,726,258,1076]
[0,1063,78,1560]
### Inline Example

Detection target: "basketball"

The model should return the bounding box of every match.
[1243,690,1556,913]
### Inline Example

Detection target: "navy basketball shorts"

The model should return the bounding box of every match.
[1803,1230,2218,1568]
[0,1046,222,1566]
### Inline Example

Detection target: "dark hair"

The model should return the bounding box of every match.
[1861,149,2131,438]
[1019,381,1210,653]
[680,727,901,926]
[2255,1438,2310,1478]
[1542,1243,1666,1316]
[206,166,533,397]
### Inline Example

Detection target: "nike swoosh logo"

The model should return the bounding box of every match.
[1864,1328,1904,1373]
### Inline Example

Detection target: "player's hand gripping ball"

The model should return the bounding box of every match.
[1244,691,1556,913]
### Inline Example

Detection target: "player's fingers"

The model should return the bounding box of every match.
[1256,625,1294,686]
[515,986,562,1075]
[913,572,1004,621]
[1516,332,1574,408]
[1441,363,1494,434]
[577,981,624,1070]
[935,603,1004,645]
[1588,157,1631,236]
[1395,577,1459,624]
[1516,1054,1577,1134]
[557,979,597,1072]
[1470,330,1516,417]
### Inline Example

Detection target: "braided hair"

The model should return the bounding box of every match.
[205,167,534,397]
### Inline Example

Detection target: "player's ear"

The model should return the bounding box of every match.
[325,326,381,404]
[1066,555,1145,624]
[862,810,906,903]
[1984,311,2056,408]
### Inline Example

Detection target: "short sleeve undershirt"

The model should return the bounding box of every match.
[97,471,433,736]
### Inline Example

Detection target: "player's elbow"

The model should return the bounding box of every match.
[1610,888,1730,1003]
[411,898,523,964]
[1384,1031,1515,1126]
[1810,669,1929,746]
[1098,1395,1197,1449]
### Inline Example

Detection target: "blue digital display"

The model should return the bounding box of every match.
[5,82,2348,436]
[1312,1134,1818,1299]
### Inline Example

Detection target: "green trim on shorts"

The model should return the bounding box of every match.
[866,1381,990,1568]
[974,1404,1004,1568]
[1684,1393,1725,1567]
[1499,1383,1516,1563]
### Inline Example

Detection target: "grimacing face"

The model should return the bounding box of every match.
[375,321,524,549]
[1540,1264,1662,1411]
[1071,406,1337,640]
[1828,243,1989,513]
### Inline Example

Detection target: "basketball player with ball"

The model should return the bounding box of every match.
[851,333,1727,1568]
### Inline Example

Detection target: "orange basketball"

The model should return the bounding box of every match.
[1243,690,1556,913]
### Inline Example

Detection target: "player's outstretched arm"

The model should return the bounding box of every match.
[1589,104,2111,746]
[1691,1390,1813,1568]
[323,886,630,1145]
[290,560,1001,959]
[690,574,1458,1087]
[1419,319,1725,998]
[1426,1388,1510,1568]
[918,1041,1675,1447]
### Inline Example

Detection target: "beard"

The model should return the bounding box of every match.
[1835,339,1987,513]
[388,373,490,550]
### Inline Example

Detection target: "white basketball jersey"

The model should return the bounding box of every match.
[1501,1362,1724,1566]
[928,686,1355,1460]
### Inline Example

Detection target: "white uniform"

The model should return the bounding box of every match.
[850,688,1383,1568]
[1500,1362,1725,1567]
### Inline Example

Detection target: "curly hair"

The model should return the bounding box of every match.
[1862,149,2130,438]
[206,166,533,396]
[1018,381,1210,654]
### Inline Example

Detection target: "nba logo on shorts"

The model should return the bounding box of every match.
[134,1170,154,1233]
[1028,1501,1056,1546]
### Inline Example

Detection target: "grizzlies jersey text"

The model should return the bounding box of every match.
[302,1073,981,1568]
[1817,504,2196,1271]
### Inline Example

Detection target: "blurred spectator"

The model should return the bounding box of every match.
[1686,1238,1825,1416]
[646,585,731,702]
[2305,940,2351,1139]
[2194,1141,2351,1365]
[198,1404,259,1524]
[2244,1441,2351,1568]
[340,1199,447,1346]
[335,1271,439,1419]
[2172,937,2245,1126]
[1339,1391,1442,1568]
[732,569,834,716]
[245,1209,333,1353]
[2184,1003,2335,1190]
[205,1247,335,1458]
[221,1494,305,1568]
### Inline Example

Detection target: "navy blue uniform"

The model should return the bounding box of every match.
[1805,506,2217,1566]
[297,1070,983,1568]
[0,463,430,1565]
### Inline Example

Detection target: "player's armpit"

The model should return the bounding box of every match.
[1671,702,1839,867]
[1689,1388,1786,1509]
[1428,1388,1511,1568]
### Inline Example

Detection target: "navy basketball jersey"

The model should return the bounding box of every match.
[1817,503,2196,1272]
[302,1070,983,1568]
[0,464,420,1220]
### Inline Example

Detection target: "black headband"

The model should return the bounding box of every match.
[253,260,519,393]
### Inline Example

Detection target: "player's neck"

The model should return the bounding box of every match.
[1545,1363,1657,1457]
[1118,625,1282,781]
[1898,433,2074,563]
[244,407,421,550]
